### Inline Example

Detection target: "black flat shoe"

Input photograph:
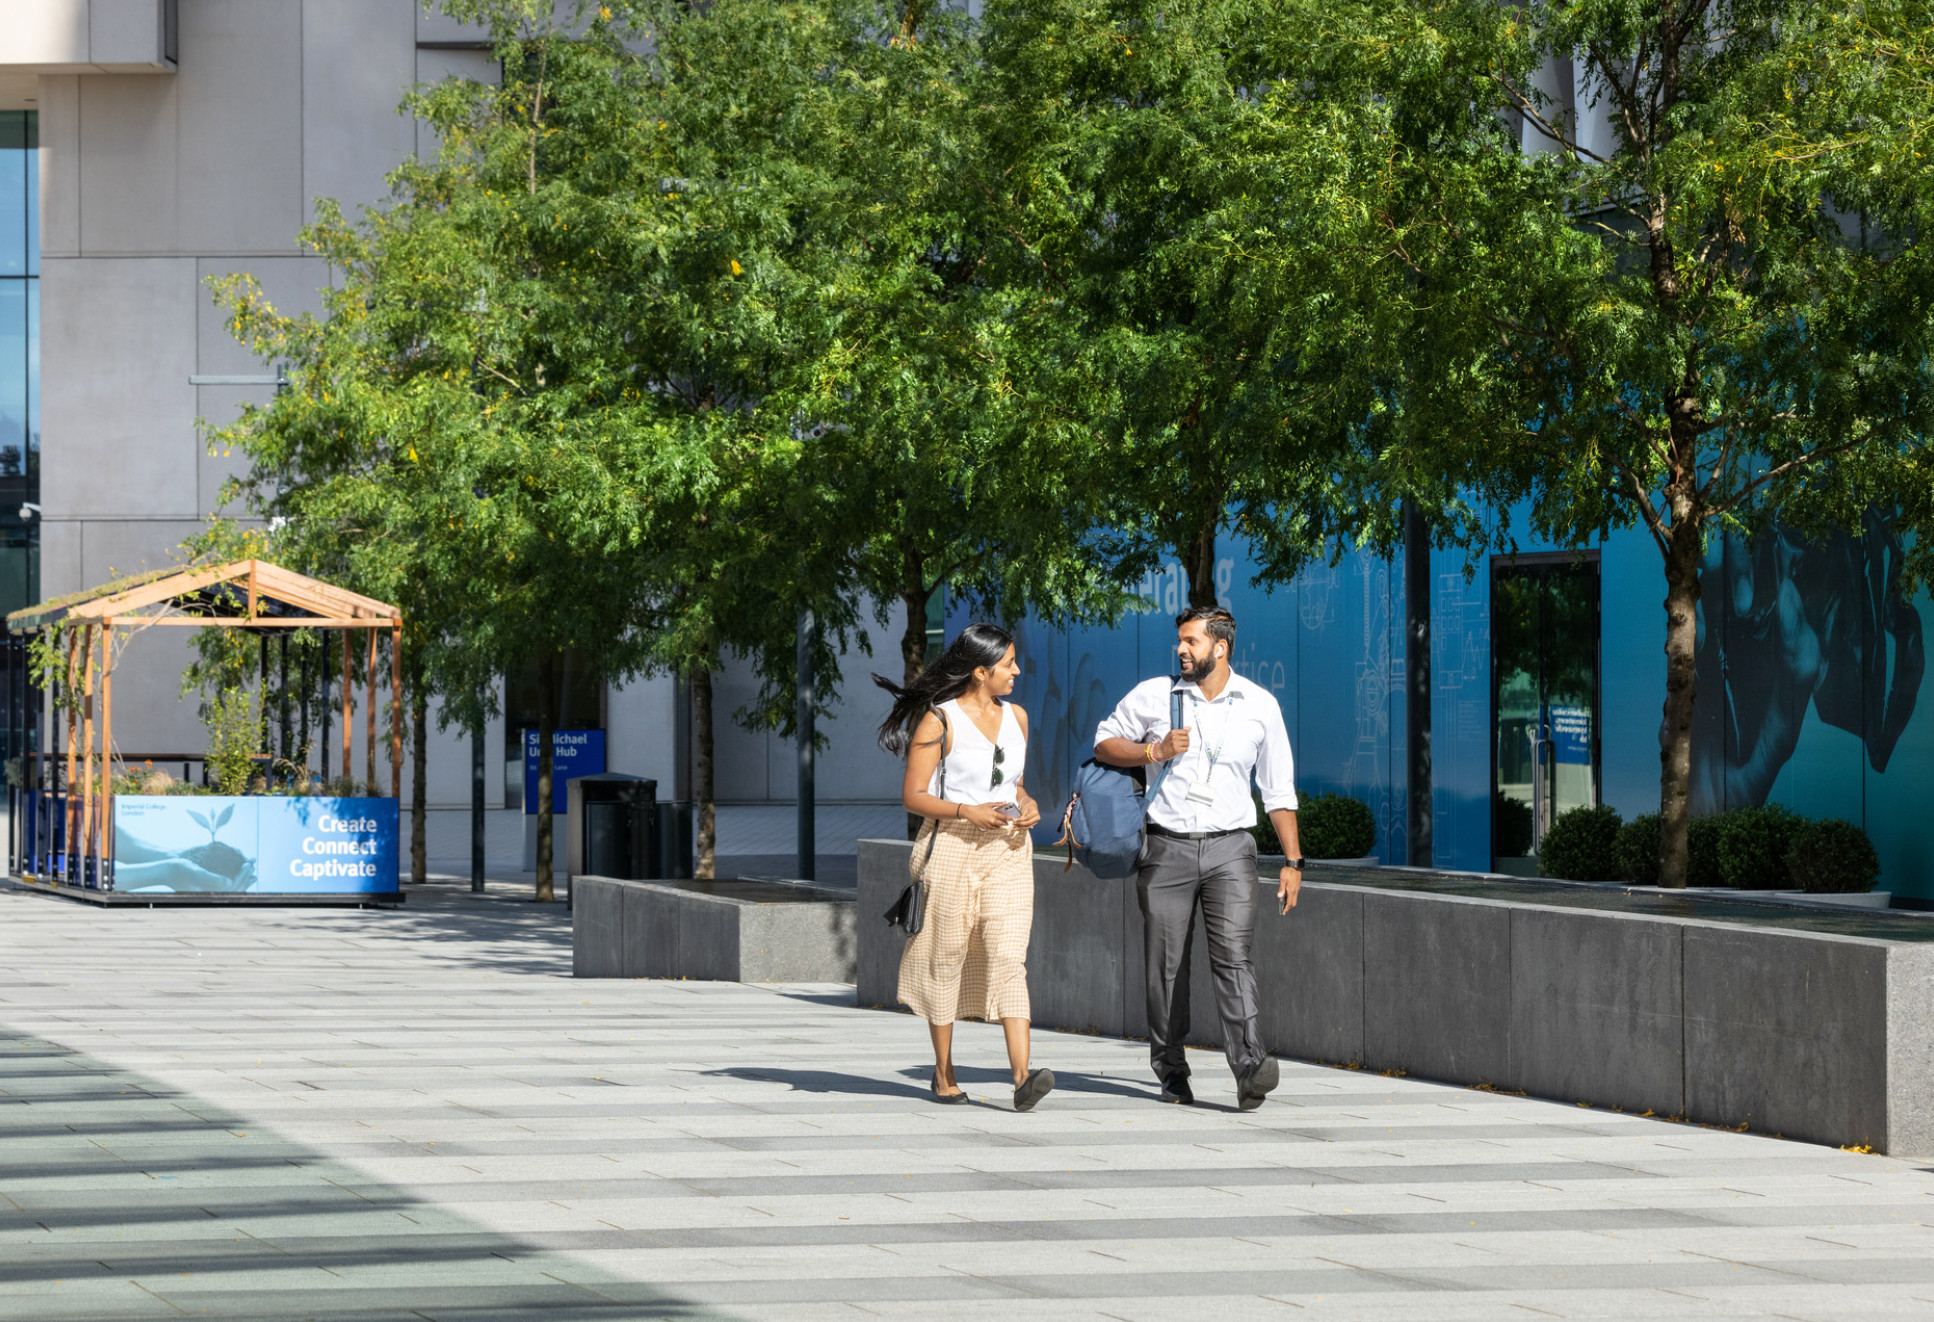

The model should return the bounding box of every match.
[931,1072,969,1104]
[1013,1068,1055,1112]
[1159,1072,1195,1106]
[1236,1056,1280,1112]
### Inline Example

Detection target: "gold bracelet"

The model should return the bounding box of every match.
[1144,742,1156,764]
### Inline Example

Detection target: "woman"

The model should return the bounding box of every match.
[874,624,1054,1111]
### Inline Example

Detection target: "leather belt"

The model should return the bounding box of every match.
[1147,823,1247,842]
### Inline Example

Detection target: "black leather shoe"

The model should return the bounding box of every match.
[1236,1056,1280,1111]
[931,1072,969,1104]
[1013,1068,1055,1112]
[1159,1073,1194,1105]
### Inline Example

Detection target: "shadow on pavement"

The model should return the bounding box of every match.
[696,1065,933,1102]
[0,1029,734,1321]
[893,1064,1161,1103]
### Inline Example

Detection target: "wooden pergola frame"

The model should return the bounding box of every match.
[7,559,403,888]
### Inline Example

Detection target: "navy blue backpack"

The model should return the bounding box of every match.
[1054,685,1183,879]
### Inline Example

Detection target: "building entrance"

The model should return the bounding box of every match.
[1492,556,1599,874]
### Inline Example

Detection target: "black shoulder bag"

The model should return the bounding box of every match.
[885,706,950,937]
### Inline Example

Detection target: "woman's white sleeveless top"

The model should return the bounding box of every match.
[929,699,1025,806]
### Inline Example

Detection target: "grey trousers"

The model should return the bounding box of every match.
[1136,829,1266,1081]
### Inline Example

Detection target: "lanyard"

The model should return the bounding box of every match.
[1189,693,1234,784]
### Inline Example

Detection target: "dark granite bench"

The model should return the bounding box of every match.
[573,877,855,984]
[857,839,1934,1155]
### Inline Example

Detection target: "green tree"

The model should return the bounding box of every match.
[1288,0,1934,885]
[970,0,1395,609]
[213,0,662,900]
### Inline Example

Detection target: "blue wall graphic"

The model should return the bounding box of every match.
[959,513,1933,899]
[113,796,399,894]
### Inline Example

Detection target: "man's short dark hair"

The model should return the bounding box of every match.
[1176,604,1236,650]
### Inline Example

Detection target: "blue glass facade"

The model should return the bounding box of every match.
[0,110,37,619]
[976,512,1934,902]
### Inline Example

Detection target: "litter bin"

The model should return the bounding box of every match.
[566,774,656,881]
[655,800,695,879]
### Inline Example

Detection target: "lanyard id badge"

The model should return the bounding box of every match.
[1184,694,1233,807]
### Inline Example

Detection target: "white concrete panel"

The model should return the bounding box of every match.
[302,0,415,223]
[415,5,492,45]
[37,516,82,599]
[1522,55,1573,159]
[412,49,497,160]
[0,1,89,67]
[807,678,902,802]
[193,255,328,376]
[176,0,302,253]
[77,74,178,253]
[1571,55,1620,163]
[36,76,80,257]
[193,384,269,516]
[710,654,769,801]
[606,671,678,789]
[100,622,208,757]
[73,517,210,758]
[40,257,200,519]
[90,0,167,67]
[78,514,199,584]
[484,678,504,807]
[415,713,476,809]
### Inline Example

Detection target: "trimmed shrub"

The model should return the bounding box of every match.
[1538,804,1623,881]
[1493,793,1534,858]
[1614,813,1661,884]
[1686,814,1724,888]
[1298,792,1378,860]
[1715,803,1804,889]
[1611,811,1726,887]
[1786,817,1882,894]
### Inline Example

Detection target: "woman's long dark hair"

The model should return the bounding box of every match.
[873,623,1014,756]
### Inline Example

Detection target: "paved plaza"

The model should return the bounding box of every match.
[3,881,1934,1321]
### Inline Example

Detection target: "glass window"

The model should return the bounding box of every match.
[0,111,30,277]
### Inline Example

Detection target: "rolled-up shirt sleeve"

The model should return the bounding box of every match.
[1095,681,1157,751]
[1253,700,1299,812]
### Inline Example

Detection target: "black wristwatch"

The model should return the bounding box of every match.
[1284,857,1307,870]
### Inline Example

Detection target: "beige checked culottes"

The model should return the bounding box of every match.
[898,818,1035,1025]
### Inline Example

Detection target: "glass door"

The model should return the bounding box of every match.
[1492,558,1599,874]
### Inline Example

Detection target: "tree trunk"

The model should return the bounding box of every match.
[535,652,557,903]
[900,545,929,840]
[410,677,427,886]
[1657,507,1702,889]
[900,545,930,687]
[693,666,716,879]
[1184,520,1219,609]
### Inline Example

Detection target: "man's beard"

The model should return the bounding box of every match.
[1179,651,1220,680]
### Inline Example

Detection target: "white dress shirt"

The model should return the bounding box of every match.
[1094,672,1298,833]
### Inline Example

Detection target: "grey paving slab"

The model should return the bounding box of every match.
[2,877,1933,1322]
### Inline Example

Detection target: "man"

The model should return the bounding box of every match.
[1095,605,1302,1110]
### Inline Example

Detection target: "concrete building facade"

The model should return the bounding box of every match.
[0,0,905,819]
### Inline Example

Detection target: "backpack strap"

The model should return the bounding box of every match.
[1146,681,1184,806]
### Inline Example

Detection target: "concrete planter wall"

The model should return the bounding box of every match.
[858,839,1934,1155]
[575,877,856,983]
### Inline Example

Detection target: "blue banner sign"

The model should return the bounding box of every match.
[1549,705,1592,765]
[113,796,399,895]
[523,728,606,814]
